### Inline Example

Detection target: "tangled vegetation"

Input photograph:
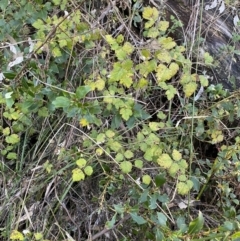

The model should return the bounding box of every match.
[1,0,240,240]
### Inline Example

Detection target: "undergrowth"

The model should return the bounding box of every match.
[1,0,240,240]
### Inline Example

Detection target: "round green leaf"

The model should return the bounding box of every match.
[142,175,151,185]
[105,129,115,138]
[84,166,93,176]
[157,154,173,169]
[72,168,85,182]
[76,158,87,168]
[120,161,132,173]
[124,150,134,159]
[5,134,20,144]
[115,153,124,162]
[134,159,143,169]
[172,149,182,161]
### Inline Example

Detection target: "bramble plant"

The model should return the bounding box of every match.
[1,1,240,241]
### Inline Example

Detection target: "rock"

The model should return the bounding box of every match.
[166,0,240,90]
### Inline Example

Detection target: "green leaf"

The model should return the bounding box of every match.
[144,148,154,161]
[136,78,148,89]
[34,233,43,240]
[157,212,167,226]
[165,85,177,100]
[140,49,151,59]
[155,229,164,241]
[135,159,143,169]
[113,204,125,214]
[146,27,159,38]
[169,62,179,75]
[178,159,188,169]
[84,166,93,176]
[109,141,122,152]
[1,150,7,156]
[178,174,187,181]
[59,39,68,48]
[188,211,204,234]
[32,19,44,29]
[122,42,134,54]
[76,158,87,168]
[143,7,158,21]
[96,133,106,143]
[149,122,161,131]
[52,46,62,57]
[5,134,20,144]
[52,96,70,108]
[190,176,200,192]
[130,212,147,225]
[105,34,116,45]
[146,133,160,145]
[10,230,24,241]
[137,132,145,141]
[142,174,151,185]
[183,82,198,97]
[223,221,234,231]
[105,129,115,138]
[109,63,127,82]
[158,37,176,50]
[116,34,124,43]
[0,0,8,11]
[155,174,166,187]
[120,108,132,121]
[96,148,103,156]
[158,21,169,31]
[76,86,91,99]
[6,152,17,160]
[177,216,188,233]
[72,168,85,182]
[124,150,134,159]
[139,143,148,152]
[180,73,192,85]
[137,60,157,77]
[231,231,240,240]
[144,19,155,29]
[199,75,209,87]
[115,153,124,162]
[119,72,133,88]
[157,50,172,63]
[157,111,167,120]
[52,0,61,6]
[105,214,117,229]
[204,52,214,65]
[2,71,16,79]
[6,145,13,151]
[38,106,49,117]
[3,127,10,136]
[149,193,158,209]
[139,189,149,203]
[177,181,193,195]
[172,149,182,161]
[113,98,124,110]
[5,92,14,108]
[157,154,173,169]
[169,163,180,177]
[120,161,132,173]
[156,64,170,82]
[43,160,53,174]
[158,194,169,203]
